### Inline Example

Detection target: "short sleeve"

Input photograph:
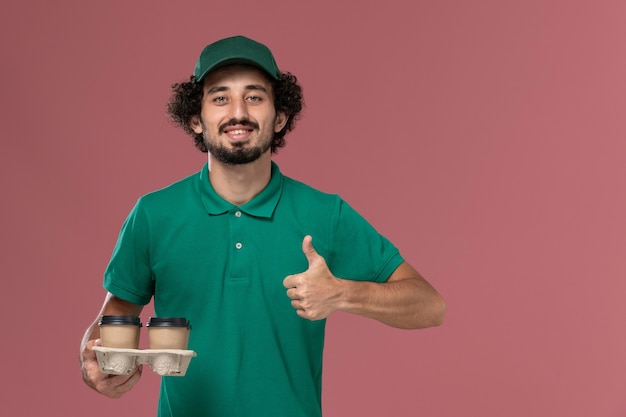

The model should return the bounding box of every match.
[103,199,155,305]
[327,199,404,283]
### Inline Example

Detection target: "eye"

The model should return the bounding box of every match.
[246,95,262,102]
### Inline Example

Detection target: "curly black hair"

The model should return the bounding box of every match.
[166,71,303,153]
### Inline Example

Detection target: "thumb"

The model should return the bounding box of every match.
[82,339,100,364]
[302,235,322,267]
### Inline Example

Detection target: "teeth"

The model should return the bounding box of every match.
[229,129,248,135]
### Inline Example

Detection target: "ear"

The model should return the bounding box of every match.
[274,112,288,133]
[190,115,203,134]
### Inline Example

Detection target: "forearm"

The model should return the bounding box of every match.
[336,269,446,329]
[285,255,445,328]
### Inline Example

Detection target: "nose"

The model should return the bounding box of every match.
[229,97,249,120]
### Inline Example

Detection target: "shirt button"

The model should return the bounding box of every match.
[235,242,243,249]
[235,211,242,217]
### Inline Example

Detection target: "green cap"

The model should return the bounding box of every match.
[193,35,280,82]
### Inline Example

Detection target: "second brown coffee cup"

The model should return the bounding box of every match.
[146,317,191,350]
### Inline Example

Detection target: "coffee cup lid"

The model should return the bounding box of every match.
[147,317,191,329]
[98,315,142,326]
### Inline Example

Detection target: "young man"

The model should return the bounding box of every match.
[80,35,445,417]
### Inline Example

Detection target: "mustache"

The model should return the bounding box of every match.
[218,119,259,134]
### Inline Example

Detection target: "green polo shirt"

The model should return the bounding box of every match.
[104,162,404,417]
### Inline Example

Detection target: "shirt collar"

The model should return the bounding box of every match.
[196,161,283,218]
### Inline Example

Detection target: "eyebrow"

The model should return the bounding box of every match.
[206,84,269,95]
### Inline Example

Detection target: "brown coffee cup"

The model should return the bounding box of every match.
[146,317,191,350]
[98,315,142,349]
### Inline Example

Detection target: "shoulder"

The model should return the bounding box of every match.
[281,175,340,203]
[280,175,346,215]
[136,170,200,210]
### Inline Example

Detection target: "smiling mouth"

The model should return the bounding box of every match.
[220,119,259,135]
[228,129,252,135]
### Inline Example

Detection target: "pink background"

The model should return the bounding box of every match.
[2,0,625,416]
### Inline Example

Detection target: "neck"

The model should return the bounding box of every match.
[207,152,272,206]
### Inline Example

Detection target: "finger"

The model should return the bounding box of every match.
[82,347,108,385]
[283,274,293,289]
[283,274,301,289]
[98,366,143,399]
[282,276,292,289]
[296,309,310,319]
[301,235,321,266]
[81,339,99,365]
[286,288,299,300]
[296,309,315,321]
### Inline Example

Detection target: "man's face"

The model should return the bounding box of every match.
[192,65,287,165]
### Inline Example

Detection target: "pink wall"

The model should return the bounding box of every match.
[2,1,625,416]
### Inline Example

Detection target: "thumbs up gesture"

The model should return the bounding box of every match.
[283,235,344,321]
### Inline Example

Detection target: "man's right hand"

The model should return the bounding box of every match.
[81,338,142,398]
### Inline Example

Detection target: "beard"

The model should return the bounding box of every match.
[202,119,273,165]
